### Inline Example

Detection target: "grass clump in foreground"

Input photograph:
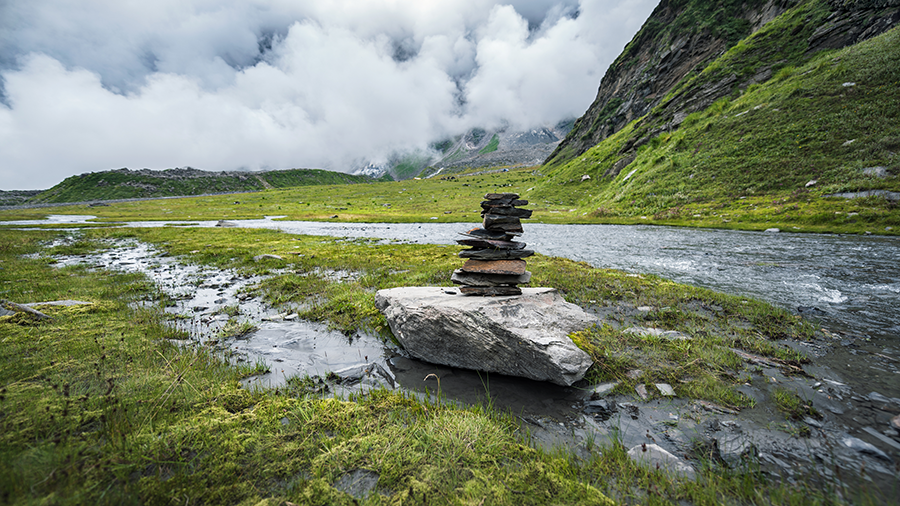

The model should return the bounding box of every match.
[1,228,865,504]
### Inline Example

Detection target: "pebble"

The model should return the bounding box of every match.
[841,435,891,461]
[656,383,676,396]
[636,384,649,400]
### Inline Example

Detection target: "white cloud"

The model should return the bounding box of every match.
[0,0,656,189]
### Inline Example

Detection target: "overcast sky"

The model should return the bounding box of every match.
[0,0,656,190]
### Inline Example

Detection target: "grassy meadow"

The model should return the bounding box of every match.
[3,220,881,505]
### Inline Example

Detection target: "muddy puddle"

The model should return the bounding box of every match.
[23,233,900,493]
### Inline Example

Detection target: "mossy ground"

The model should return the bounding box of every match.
[1,227,874,504]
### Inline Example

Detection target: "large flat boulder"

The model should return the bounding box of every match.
[374,287,595,386]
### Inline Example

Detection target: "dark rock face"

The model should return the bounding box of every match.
[546,0,900,169]
[453,193,534,296]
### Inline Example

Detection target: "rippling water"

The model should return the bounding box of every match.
[9,215,899,343]
[221,219,900,344]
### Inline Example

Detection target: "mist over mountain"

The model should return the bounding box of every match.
[0,0,656,190]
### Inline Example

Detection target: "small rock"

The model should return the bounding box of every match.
[627,443,696,480]
[625,369,643,380]
[842,435,891,461]
[583,399,616,420]
[716,433,759,468]
[804,417,823,428]
[334,469,380,499]
[253,254,282,261]
[283,313,299,321]
[656,383,675,396]
[805,180,817,187]
[636,384,649,400]
[764,228,780,233]
[868,391,892,404]
[842,82,856,87]
[637,306,653,312]
[590,382,619,398]
[216,220,239,228]
[581,174,591,182]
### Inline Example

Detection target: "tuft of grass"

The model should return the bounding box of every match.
[772,386,821,421]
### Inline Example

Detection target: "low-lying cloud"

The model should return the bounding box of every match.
[0,0,656,189]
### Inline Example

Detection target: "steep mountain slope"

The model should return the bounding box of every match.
[30,167,379,204]
[546,0,899,169]
[532,1,899,232]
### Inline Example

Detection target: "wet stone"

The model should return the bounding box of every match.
[451,270,531,286]
[461,227,509,240]
[458,248,534,260]
[459,286,522,296]
[334,469,380,499]
[457,238,525,250]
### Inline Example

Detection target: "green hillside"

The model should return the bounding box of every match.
[29,167,378,204]
[537,4,900,232]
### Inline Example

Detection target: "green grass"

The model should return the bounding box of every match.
[1,228,873,504]
[28,168,377,204]
[536,22,900,234]
[479,134,500,154]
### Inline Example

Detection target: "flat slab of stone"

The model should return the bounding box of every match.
[459,286,522,296]
[374,287,595,386]
[451,269,531,286]
[458,248,534,260]
[460,259,526,275]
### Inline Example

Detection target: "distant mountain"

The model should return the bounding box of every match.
[536,0,900,217]
[29,167,381,204]
[547,0,900,169]
[357,121,575,180]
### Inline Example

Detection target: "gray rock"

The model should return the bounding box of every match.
[635,384,649,400]
[656,383,675,396]
[765,228,780,233]
[862,166,889,178]
[252,254,282,261]
[333,362,395,389]
[451,269,531,287]
[867,391,893,404]
[842,435,892,461]
[334,469,380,499]
[216,220,239,227]
[715,433,758,468]
[589,382,619,398]
[627,443,696,480]
[374,287,595,386]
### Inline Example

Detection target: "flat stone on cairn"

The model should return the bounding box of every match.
[453,193,534,295]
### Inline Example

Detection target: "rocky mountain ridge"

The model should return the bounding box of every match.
[547,0,900,169]
[27,167,380,205]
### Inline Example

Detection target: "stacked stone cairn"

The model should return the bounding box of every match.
[451,193,533,296]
